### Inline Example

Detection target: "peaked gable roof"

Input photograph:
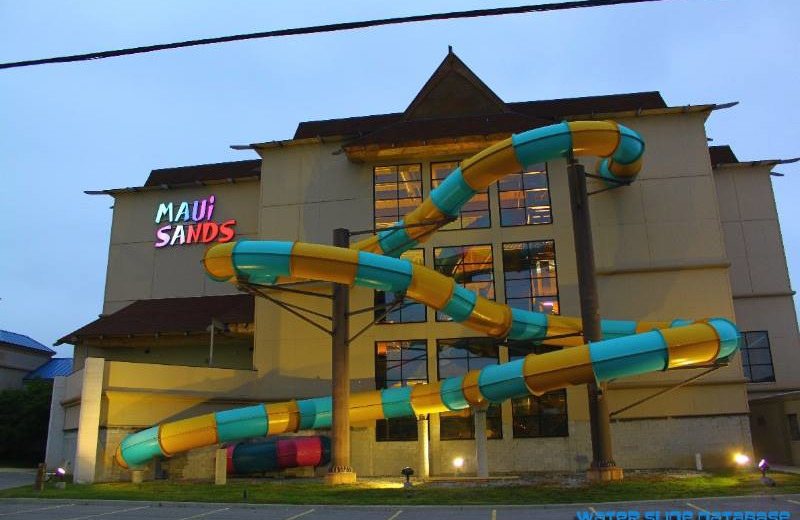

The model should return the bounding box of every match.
[403,47,508,120]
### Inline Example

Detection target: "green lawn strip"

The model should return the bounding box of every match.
[1,472,798,506]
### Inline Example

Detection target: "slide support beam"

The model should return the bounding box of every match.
[325,227,357,485]
[567,156,622,482]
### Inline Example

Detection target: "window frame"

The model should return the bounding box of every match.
[740,331,776,384]
[507,343,569,439]
[433,243,496,323]
[372,163,424,231]
[374,339,429,442]
[374,249,427,325]
[430,160,491,231]
[436,337,503,441]
[788,414,800,442]
[501,239,560,316]
[497,163,553,228]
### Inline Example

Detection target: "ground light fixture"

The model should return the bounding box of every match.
[733,453,750,466]
[453,456,464,476]
[401,466,414,489]
[759,458,776,487]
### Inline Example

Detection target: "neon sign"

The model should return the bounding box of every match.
[154,195,236,248]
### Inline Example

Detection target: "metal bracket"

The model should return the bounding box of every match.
[239,282,333,336]
[348,217,457,238]
[609,364,724,418]
[347,295,407,345]
[245,280,333,300]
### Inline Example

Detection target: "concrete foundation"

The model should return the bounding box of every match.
[324,471,357,485]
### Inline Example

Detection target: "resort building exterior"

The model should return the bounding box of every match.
[48,51,800,483]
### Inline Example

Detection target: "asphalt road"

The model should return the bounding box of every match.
[1,495,800,520]
[0,469,35,491]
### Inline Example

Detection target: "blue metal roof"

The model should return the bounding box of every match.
[25,358,72,380]
[0,330,54,354]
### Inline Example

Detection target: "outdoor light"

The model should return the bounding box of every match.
[56,467,66,477]
[401,466,414,489]
[453,456,464,476]
[733,453,750,466]
[758,458,776,487]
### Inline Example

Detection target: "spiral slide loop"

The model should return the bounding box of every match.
[116,122,738,469]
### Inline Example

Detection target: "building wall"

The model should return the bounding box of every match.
[0,345,51,389]
[102,181,260,314]
[714,164,800,396]
[72,336,253,372]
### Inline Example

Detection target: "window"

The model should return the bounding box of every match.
[374,164,423,230]
[788,414,800,441]
[375,249,426,324]
[498,164,552,226]
[502,240,559,314]
[433,244,495,322]
[431,161,490,230]
[740,331,775,383]
[508,344,569,438]
[437,338,502,440]
[375,340,428,441]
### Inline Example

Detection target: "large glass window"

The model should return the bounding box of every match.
[433,244,495,322]
[375,340,428,441]
[740,331,775,383]
[431,161,490,230]
[375,249,426,324]
[502,240,559,314]
[374,164,423,230]
[498,164,552,226]
[437,338,502,440]
[508,344,568,438]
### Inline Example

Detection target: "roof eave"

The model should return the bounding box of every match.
[712,157,799,173]
[232,134,352,151]
[85,175,261,196]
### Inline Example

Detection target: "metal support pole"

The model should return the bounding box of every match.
[566,157,623,482]
[209,325,214,367]
[325,227,357,485]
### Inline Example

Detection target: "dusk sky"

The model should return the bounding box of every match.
[1,0,798,357]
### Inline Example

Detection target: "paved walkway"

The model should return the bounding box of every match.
[1,495,800,519]
[0,469,34,491]
[773,465,800,475]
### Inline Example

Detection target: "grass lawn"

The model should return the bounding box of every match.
[1,470,798,505]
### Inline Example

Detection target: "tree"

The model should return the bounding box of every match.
[0,380,52,465]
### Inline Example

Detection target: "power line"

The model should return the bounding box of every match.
[1,0,672,70]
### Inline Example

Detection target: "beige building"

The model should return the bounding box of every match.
[49,51,799,483]
[712,146,800,465]
[0,330,64,390]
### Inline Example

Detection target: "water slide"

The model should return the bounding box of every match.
[115,121,740,469]
[227,436,330,475]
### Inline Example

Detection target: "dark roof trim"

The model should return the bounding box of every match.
[57,294,254,345]
[145,159,261,186]
[710,144,799,174]
[85,175,259,196]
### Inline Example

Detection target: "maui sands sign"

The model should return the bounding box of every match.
[154,195,236,248]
